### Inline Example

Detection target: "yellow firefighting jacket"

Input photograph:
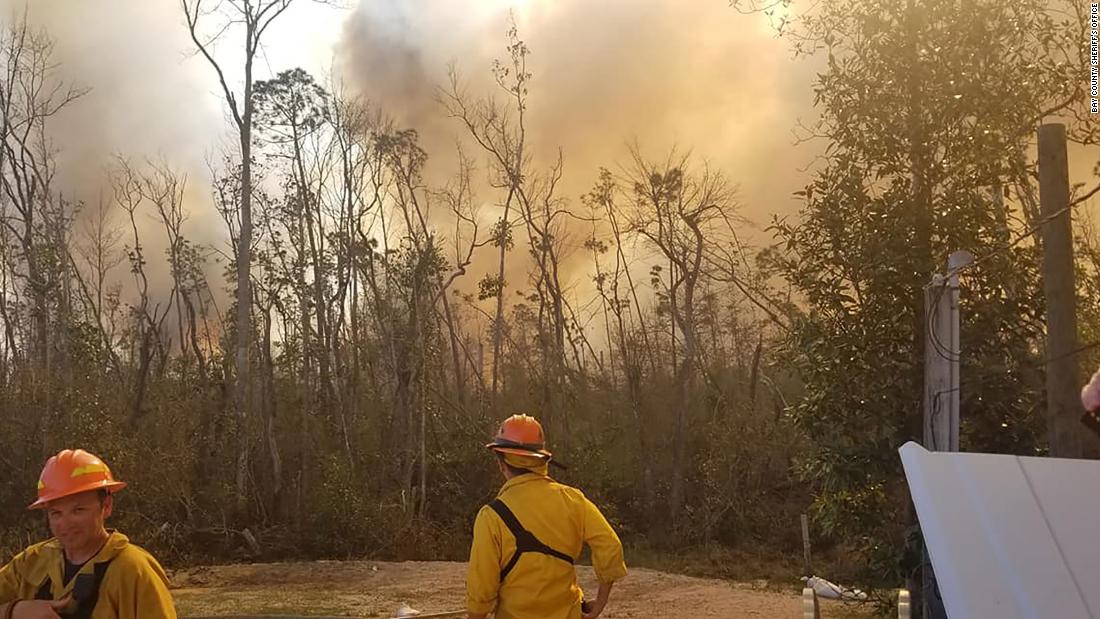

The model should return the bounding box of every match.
[0,530,176,619]
[466,473,627,619]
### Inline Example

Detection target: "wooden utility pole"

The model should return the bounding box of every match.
[1038,123,1082,459]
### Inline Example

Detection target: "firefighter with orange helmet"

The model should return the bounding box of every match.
[0,449,176,618]
[465,414,627,619]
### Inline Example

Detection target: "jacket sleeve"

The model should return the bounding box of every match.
[0,549,30,603]
[581,496,627,584]
[465,506,502,615]
[115,552,177,619]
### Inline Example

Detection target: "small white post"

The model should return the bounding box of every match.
[899,588,912,619]
[802,587,820,619]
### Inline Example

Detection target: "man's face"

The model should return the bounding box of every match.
[46,491,111,553]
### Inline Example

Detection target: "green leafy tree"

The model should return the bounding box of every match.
[767,0,1091,589]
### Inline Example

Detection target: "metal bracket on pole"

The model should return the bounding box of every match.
[920,250,971,619]
[924,250,971,452]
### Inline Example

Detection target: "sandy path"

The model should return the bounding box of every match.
[171,560,872,618]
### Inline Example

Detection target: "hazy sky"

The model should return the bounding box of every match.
[332,0,823,298]
[0,0,1094,301]
[1,0,819,234]
[337,0,820,227]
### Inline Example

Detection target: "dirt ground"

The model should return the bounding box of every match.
[171,560,873,618]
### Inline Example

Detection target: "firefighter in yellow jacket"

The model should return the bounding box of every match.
[0,449,176,619]
[466,414,627,619]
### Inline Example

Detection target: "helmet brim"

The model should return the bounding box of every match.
[486,443,553,460]
[28,480,127,510]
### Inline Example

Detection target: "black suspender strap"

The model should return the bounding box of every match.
[35,559,112,619]
[488,499,574,581]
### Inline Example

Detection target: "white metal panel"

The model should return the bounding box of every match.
[1013,454,1100,615]
[899,442,1094,619]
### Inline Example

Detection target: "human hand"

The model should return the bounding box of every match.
[1083,369,1100,412]
[11,597,70,619]
[581,598,605,619]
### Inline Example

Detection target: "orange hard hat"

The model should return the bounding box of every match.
[28,449,127,510]
[486,414,552,460]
